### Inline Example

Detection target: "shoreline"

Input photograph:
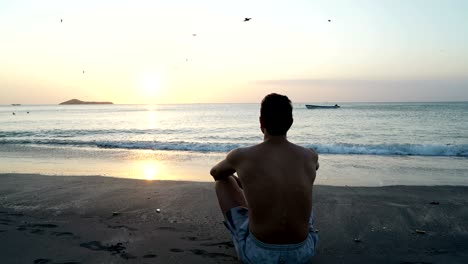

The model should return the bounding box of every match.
[1,173,467,263]
[2,144,468,186]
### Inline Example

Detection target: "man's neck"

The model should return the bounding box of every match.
[263,134,288,143]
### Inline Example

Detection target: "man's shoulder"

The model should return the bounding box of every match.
[292,144,319,160]
[226,144,262,162]
[226,146,250,163]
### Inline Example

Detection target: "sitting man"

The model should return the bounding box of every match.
[210,93,319,263]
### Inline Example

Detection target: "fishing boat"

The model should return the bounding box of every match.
[306,104,340,109]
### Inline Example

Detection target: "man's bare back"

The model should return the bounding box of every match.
[211,93,318,263]
[226,138,318,244]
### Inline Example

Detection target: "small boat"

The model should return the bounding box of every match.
[306,104,340,109]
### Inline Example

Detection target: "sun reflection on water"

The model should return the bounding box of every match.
[143,163,158,180]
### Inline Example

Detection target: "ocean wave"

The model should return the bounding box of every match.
[305,143,468,157]
[0,139,467,157]
[0,128,188,138]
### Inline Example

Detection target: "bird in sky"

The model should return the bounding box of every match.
[82,70,85,74]
[244,18,251,22]
[328,19,331,22]
[61,19,63,23]
[192,34,197,36]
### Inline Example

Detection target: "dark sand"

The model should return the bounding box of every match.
[0,173,467,264]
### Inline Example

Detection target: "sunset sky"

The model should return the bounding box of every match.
[1,0,467,104]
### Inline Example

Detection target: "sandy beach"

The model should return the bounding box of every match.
[0,174,466,263]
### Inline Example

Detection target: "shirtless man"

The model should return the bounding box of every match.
[210,93,319,263]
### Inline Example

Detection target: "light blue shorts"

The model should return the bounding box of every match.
[224,207,318,264]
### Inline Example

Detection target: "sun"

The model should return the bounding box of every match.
[140,73,162,97]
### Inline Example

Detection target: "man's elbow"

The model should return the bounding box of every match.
[210,168,216,176]
[210,168,218,179]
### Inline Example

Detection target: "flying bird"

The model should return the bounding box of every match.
[61,19,63,23]
[244,18,251,22]
[192,34,197,36]
[328,19,331,22]
[82,70,85,74]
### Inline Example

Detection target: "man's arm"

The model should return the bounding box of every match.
[308,148,319,171]
[210,149,241,181]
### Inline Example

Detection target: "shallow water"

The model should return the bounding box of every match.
[1,102,467,185]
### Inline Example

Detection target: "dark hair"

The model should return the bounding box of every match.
[260,93,293,136]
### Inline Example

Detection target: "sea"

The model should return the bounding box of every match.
[1,102,467,186]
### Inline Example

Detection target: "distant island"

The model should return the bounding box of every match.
[59,99,113,105]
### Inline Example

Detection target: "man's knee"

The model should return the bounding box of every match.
[215,175,236,190]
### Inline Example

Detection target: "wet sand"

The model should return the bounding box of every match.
[0,173,467,263]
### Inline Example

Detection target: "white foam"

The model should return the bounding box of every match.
[1,139,467,157]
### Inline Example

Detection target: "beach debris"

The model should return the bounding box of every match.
[354,238,361,243]
[429,201,440,205]
[244,18,251,22]
[156,208,161,213]
[415,229,426,234]
[112,211,121,216]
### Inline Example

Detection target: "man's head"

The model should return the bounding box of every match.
[260,93,293,136]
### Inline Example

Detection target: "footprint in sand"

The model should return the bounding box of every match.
[200,241,235,249]
[181,236,198,241]
[51,231,80,239]
[16,223,58,234]
[119,253,137,259]
[33,259,51,264]
[80,241,135,260]
[52,232,74,237]
[30,229,45,234]
[30,224,58,228]
[19,223,58,230]
[190,249,236,259]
